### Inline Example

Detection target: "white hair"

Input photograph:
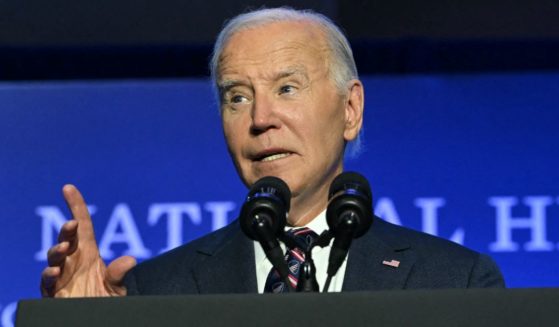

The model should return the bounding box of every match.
[209,7,363,157]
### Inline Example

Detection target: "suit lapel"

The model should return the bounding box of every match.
[191,221,258,294]
[342,218,416,291]
[190,218,415,293]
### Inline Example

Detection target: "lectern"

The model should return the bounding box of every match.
[17,289,559,327]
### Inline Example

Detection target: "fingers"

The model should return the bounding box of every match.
[57,220,79,253]
[106,256,137,291]
[47,219,79,267]
[47,241,70,267]
[57,219,78,243]
[40,266,60,297]
[42,214,79,297]
[41,185,108,298]
[62,184,96,243]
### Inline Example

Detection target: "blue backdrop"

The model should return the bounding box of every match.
[1,72,558,326]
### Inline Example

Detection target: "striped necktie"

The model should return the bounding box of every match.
[264,227,318,293]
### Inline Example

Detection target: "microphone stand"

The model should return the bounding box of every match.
[296,251,319,292]
[312,230,335,293]
[280,230,334,293]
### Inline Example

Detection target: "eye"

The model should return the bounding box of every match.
[230,94,248,104]
[279,85,296,95]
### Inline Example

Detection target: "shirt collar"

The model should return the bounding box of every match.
[291,209,327,234]
[254,209,328,264]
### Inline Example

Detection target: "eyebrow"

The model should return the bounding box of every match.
[217,79,246,95]
[273,65,309,81]
[218,65,309,94]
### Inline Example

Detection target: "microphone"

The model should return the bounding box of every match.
[240,176,292,288]
[325,172,373,284]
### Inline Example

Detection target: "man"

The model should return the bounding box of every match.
[41,7,504,297]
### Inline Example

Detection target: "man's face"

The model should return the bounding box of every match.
[217,21,362,223]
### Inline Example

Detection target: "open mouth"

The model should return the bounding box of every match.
[253,151,292,162]
[260,152,291,162]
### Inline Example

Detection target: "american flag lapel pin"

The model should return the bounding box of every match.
[382,259,401,268]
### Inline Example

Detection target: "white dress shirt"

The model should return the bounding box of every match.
[254,210,348,293]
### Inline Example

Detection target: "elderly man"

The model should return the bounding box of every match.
[41,7,504,297]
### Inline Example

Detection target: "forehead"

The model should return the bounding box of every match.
[217,21,330,80]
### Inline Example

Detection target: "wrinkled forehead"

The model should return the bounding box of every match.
[216,20,331,80]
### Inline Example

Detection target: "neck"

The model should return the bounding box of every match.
[287,165,343,227]
[288,195,327,227]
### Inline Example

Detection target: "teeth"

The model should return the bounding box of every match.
[261,153,290,162]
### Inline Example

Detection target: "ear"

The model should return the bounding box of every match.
[343,79,364,142]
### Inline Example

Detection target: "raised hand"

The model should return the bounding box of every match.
[40,184,137,297]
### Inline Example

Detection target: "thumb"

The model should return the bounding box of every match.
[106,255,137,289]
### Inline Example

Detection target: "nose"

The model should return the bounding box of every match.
[250,93,281,135]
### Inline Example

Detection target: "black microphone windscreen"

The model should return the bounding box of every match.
[249,176,291,211]
[328,171,371,202]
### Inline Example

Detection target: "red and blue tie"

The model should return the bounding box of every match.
[264,227,318,293]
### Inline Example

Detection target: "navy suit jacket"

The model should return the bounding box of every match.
[124,217,505,295]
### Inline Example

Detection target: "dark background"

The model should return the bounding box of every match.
[1,0,559,80]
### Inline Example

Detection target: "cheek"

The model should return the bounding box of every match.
[315,112,347,156]
[315,103,346,139]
